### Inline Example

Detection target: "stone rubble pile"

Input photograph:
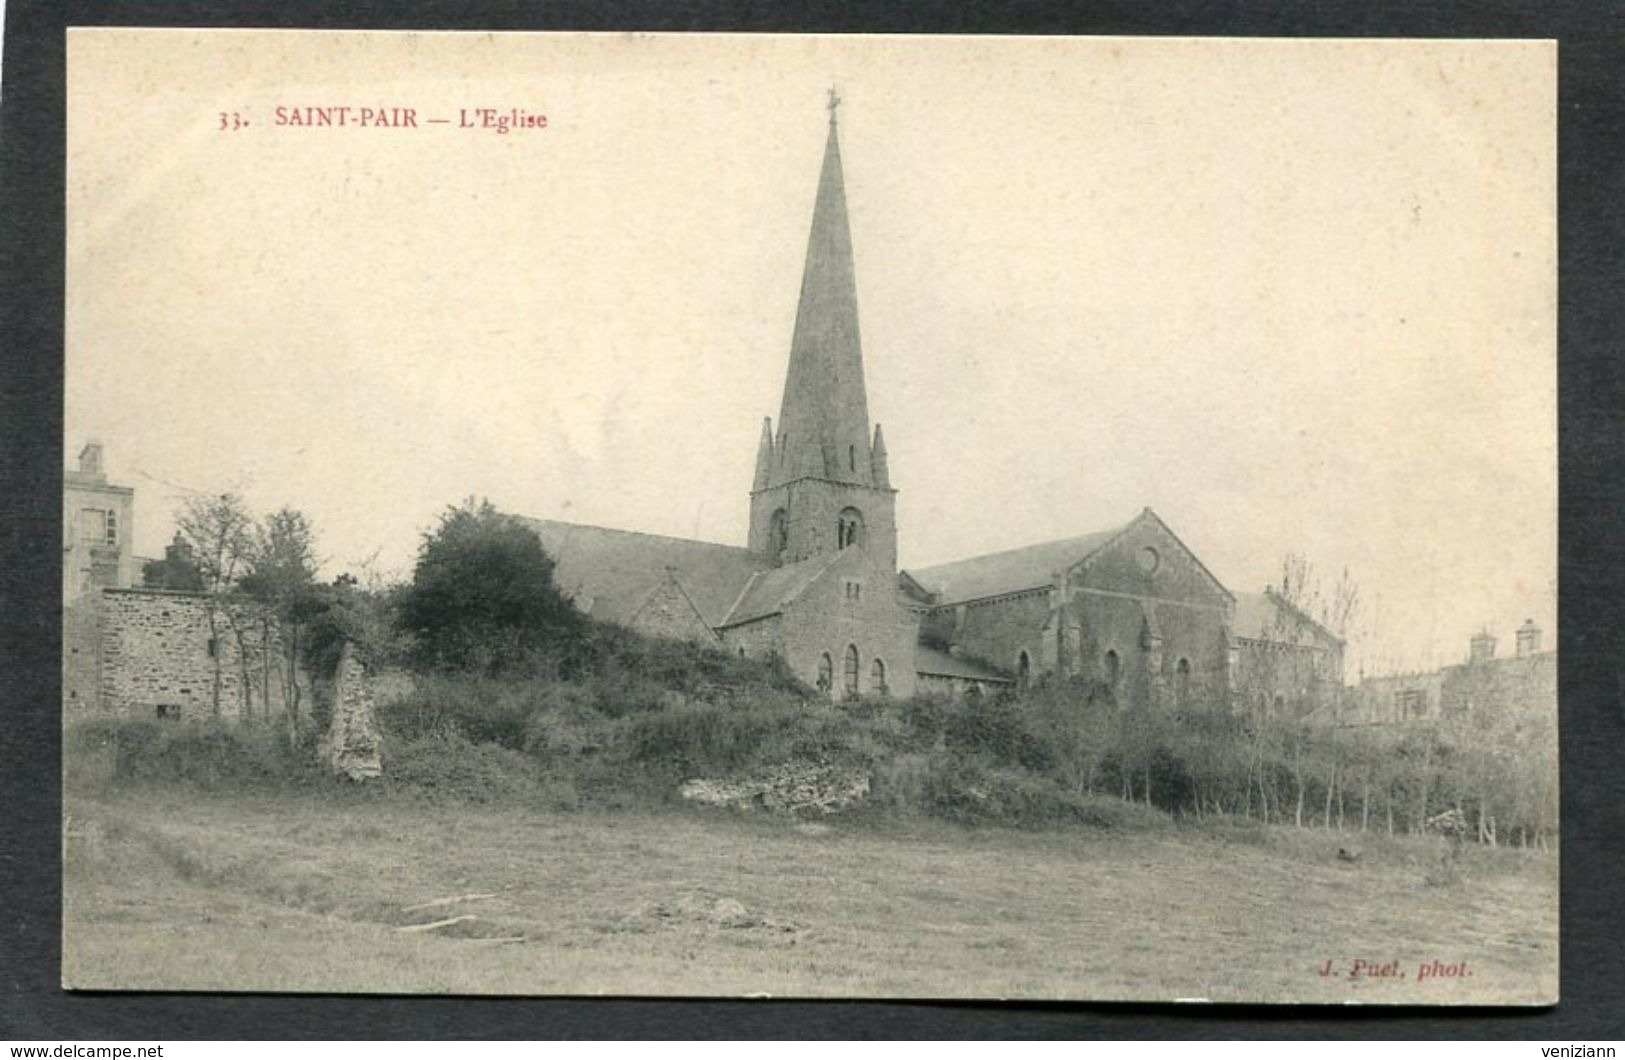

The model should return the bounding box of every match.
[679,761,869,815]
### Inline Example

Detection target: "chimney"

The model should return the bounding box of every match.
[1469,629,1496,665]
[1516,619,1542,658]
[78,441,105,478]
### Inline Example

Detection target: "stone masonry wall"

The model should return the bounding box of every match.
[62,600,103,718]
[322,642,382,780]
[95,588,295,723]
[939,591,1051,680]
[750,477,899,574]
[629,574,723,646]
[775,549,918,699]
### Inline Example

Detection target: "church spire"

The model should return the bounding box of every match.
[752,416,775,492]
[748,96,898,573]
[870,423,890,488]
[770,93,874,488]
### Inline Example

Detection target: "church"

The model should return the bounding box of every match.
[525,99,1341,713]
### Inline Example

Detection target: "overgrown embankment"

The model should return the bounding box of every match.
[68,608,1557,846]
[68,622,1173,831]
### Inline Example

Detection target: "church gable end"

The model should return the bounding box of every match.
[774,547,918,699]
[628,573,724,647]
[1070,509,1232,611]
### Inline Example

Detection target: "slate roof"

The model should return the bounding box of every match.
[905,525,1125,606]
[1232,590,1343,647]
[1231,591,1279,641]
[718,551,845,628]
[522,518,769,628]
[914,645,1014,683]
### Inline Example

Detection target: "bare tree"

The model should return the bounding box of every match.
[176,493,255,717]
[242,507,320,738]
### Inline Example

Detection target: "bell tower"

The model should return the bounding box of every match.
[749,92,898,572]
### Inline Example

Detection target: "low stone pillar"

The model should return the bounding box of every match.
[322,642,382,780]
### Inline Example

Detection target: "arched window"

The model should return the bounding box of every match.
[1104,649,1121,688]
[816,652,834,696]
[1017,650,1032,689]
[1175,657,1191,705]
[837,507,865,550]
[843,644,860,698]
[770,508,789,554]
[870,658,888,696]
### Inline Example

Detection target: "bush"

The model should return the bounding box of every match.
[943,691,1055,771]
[66,717,315,790]
[378,675,540,748]
[899,757,1169,829]
[623,698,812,776]
[397,499,585,674]
[383,729,541,803]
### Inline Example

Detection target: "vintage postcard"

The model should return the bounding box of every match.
[63,30,1556,1002]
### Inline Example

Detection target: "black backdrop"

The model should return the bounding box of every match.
[3,0,1622,1040]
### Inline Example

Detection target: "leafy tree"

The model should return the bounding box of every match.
[396,498,582,674]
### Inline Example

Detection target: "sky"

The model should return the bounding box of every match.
[66,31,1556,676]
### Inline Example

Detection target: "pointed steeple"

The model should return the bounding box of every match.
[870,423,890,488]
[770,96,874,488]
[747,96,899,573]
[752,417,775,491]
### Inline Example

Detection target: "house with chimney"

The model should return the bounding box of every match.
[1351,621,1554,729]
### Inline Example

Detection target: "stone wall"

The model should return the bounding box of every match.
[679,761,870,815]
[749,476,899,574]
[62,600,103,718]
[628,574,723,646]
[93,588,298,723]
[923,514,1232,711]
[1235,638,1342,719]
[779,549,918,699]
[1352,651,1555,731]
[718,613,784,661]
[1351,669,1446,725]
[321,643,382,779]
[719,549,918,699]
[936,590,1050,680]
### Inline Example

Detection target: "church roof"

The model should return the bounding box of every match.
[1232,589,1344,647]
[718,550,846,628]
[522,518,768,628]
[914,645,1014,683]
[905,525,1126,606]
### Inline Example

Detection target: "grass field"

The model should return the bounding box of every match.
[62,789,1557,1003]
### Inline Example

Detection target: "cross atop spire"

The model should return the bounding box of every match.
[748,101,897,572]
[768,97,873,489]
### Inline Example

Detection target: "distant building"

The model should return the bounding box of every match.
[63,442,135,602]
[1230,588,1346,720]
[1352,622,1554,729]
